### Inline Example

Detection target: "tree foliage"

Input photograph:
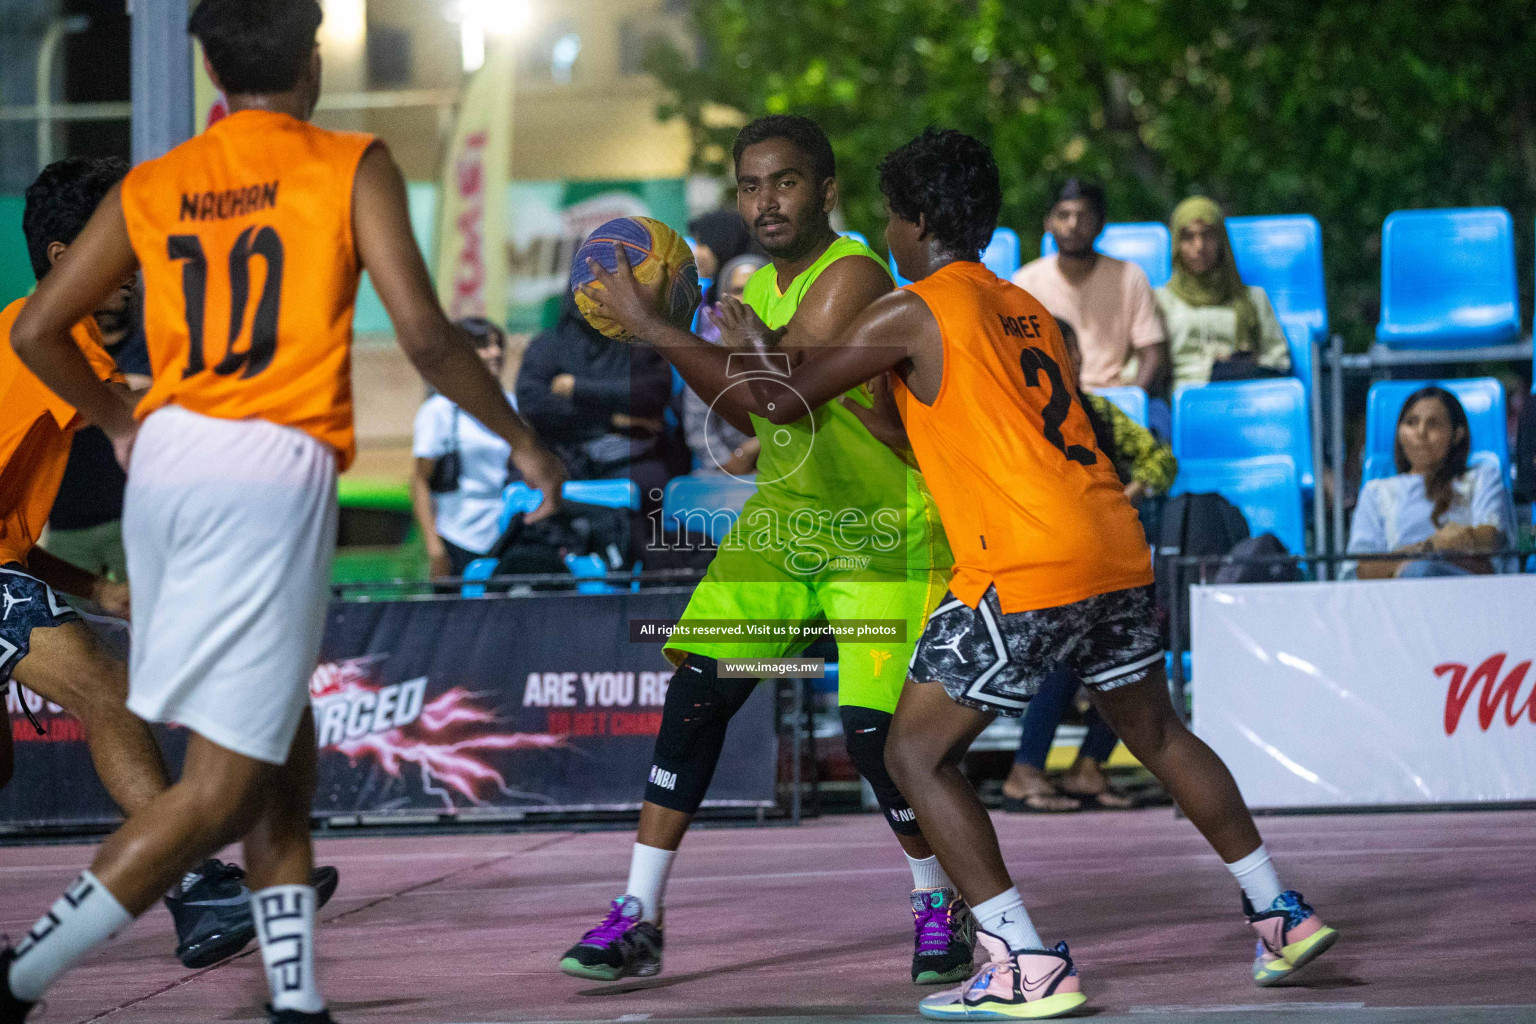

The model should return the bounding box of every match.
[648,0,1536,352]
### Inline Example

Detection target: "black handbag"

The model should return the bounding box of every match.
[427,408,461,493]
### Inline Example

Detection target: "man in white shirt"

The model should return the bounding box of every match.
[1012,179,1167,393]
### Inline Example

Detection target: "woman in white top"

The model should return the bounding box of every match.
[1347,385,1513,578]
[410,318,519,579]
[1155,196,1290,391]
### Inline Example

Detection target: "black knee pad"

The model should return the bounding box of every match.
[840,705,922,837]
[644,655,757,814]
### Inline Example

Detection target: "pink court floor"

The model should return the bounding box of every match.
[2,808,1533,1024]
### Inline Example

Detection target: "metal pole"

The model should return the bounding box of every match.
[789,677,803,825]
[35,15,89,171]
[1329,333,1347,557]
[1309,333,1327,578]
[130,0,194,165]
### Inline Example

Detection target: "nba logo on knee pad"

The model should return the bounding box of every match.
[648,765,677,791]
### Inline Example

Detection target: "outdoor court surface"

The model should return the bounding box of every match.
[2,808,1532,1024]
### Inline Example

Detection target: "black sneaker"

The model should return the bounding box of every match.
[910,887,976,985]
[166,861,342,969]
[265,1005,335,1024]
[558,895,664,981]
[1,945,37,1024]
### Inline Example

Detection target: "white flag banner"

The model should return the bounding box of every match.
[1191,576,1536,809]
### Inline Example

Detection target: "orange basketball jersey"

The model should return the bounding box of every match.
[895,260,1153,613]
[121,109,375,468]
[0,299,121,567]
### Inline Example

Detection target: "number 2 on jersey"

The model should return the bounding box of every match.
[1018,347,1097,466]
[169,225,285,380]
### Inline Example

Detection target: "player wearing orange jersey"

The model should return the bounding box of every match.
[2,158,341,975]
[713,130,1337,1018]
[1,3,562,1022]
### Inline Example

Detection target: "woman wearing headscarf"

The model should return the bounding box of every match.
[1155,196,1290,391]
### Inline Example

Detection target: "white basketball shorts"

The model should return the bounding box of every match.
[123,406,338,765]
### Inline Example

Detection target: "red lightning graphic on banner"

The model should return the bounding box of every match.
[311,658,567,809]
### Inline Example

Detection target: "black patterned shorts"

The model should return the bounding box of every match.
[1,563,80,685]
[909,585,1162,717]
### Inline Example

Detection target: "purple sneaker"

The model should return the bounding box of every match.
[912,888,976,985]
[559,895,663,981]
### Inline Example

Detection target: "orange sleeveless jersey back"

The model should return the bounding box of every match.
[122,109,374,468]
[895,261,1153,613]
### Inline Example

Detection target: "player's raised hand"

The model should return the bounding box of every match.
[710,295,775,352]
[579,243,665,342]
[510,443,567,524]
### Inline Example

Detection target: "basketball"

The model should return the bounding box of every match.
[569,216,701,341]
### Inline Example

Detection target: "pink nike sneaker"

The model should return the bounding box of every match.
[918,929,1087,1019]
[1246,890,1339,987]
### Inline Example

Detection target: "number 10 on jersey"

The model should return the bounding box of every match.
[169,225,285,380]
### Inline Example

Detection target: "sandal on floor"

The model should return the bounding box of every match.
[1000,789,1082,813]
[1065,789,1136,810]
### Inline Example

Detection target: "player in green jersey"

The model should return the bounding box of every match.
[558,116,971,986]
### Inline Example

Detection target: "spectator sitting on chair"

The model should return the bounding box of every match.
[410,317,520,579]
[1013,178,1167,394]
[516,292,674,512]
[685,252,769,475]
[1000,317,1176,813]
[1348,385,1513,579]
[1157,196,1290,391]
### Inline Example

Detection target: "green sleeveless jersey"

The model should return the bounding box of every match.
[734,235,950,577]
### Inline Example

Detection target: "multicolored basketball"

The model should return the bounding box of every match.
[570,216,701,341]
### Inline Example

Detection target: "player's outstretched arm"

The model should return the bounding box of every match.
[352,142,565,520]
[722,288,940,425]
[11,184,140,464]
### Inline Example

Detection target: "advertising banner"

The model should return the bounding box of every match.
[2,593,777,829]
[312,590,776,816]
[1191,576,1536,809]
[435,38,515,326]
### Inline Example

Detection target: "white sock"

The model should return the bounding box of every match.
[973,887,1043,953]
[625,843,676,924]
[252,885,324,1014]
[1226,844,1284,910]
[7,871,132,1001]
[906,854,953,892]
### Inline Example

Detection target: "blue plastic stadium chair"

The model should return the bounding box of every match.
[1280,318,1314,398]
[981,227,1022,280]
[662,474,757,544]
[1376,207,1520,350]
[1171,455,1305,555]
[459,557,498,598]
[1087,385,1148,428]
[1361,378,1509,484]
[1173,378,1313,494]
[562,478,641,510]
[1041,222,1173,287]
[1226,215,1328,342]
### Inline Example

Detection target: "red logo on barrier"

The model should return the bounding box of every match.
[1437,655,1536,735]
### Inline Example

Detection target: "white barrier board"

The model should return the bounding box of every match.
[1191,575,1536,809]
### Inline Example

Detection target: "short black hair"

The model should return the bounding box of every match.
[23,157,130,280]
[878,128,1000,259]
[732,115,835,183]
[188,0,322,95]
[1050,177,1106,221]
[456,316,506,349]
